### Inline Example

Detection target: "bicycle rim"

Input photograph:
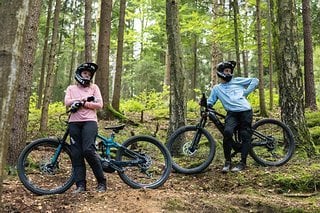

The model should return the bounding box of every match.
[250,119,295,166]
[167,126,216,174]
[117,136,171,189]
[17,139,74,195]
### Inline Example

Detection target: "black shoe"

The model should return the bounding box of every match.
[222,161,231,173]
[96,183,106,192]
[231,162,246,172]
[73,185,86,194]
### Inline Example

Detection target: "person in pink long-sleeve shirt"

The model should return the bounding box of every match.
[64,62,106,193]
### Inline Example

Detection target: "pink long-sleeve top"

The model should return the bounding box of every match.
[64,83,103,123]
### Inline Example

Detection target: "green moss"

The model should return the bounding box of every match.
[270,163,320,193]
[164,198,187,211]
[309,126,320,145]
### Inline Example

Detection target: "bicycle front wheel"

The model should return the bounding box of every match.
[17,138,74,195]
[250,118,295,166]
[117,135,172,189]
[166,126,216,174]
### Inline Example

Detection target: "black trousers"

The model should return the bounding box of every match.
[69,121,106,187]
[223,110,253,164]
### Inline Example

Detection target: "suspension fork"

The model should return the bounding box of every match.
[188,117,207,152]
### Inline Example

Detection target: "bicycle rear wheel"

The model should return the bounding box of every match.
[117,135,172,189]
[250,118,295,166]
[166,126,216,174]
[17,138,74,195]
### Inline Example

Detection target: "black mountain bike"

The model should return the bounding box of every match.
[17,113,172,195]
[166,93,295,174]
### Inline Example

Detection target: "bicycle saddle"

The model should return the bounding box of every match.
[104,124,126,133]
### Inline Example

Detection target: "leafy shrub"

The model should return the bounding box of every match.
[28,94,66,139]
[120,88,169,119]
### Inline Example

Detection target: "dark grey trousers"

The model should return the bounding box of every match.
[69,121,106,187]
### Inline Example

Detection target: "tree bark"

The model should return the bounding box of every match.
[256,0,267,116]
[7,0,42,168]
[0,0,29,205]
[267,0,274,110]
[96,0,112,118]
[85,0,93,62]
[36,0,53,109]
[232,0,241,76]
[112,0,126,111]
[166,0,186,139]
[302,0,317,110]
[276,0,315,156]
[40,0,61,133]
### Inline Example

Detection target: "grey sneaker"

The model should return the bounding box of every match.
[96,183,106,192]
[231,162,246,172]
[222,161,231,173]
[73,185,86,194]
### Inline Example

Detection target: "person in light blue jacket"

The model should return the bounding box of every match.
[207,61,259,172]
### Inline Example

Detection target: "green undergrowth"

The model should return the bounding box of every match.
[269,160,320,193]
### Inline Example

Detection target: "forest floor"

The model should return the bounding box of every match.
[2,158,320,213]
[2,116,320,212]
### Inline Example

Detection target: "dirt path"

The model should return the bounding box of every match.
[2,164,319,213]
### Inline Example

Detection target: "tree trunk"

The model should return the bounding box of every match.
[191,34,198,101]
[36,0,53,109]
[0,0,29,205]
[210,0,223,87]
[7,0,42,168]
[166,0,186,139]
[232,0,241,76]
[40,0,61,133]
[276,0,315,156]
[85,0,93,62]
[112,0,126,111]
[256,0,268,116]
[302,0,317,110]
[242,50,248,77]
[96,0,112,119]
[68,0,77,86]
[267,0,274,110]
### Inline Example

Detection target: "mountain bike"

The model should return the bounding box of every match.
[166,93,295,174]
[17,113,172,195]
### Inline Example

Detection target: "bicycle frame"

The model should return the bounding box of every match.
[50,127,70,168]
[95,130,150,173]
[203,107,276,151]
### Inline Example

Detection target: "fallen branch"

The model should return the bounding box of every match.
[283,192,319,197]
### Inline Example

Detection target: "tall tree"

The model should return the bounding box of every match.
[85,0,93,62]
[302,0,317,110]
[7,0,42,168]
[36,0,53,109]
[276,0,315,155]
[256,0,267,116]
[112,0,126,111]
[40,0,61,133]
[210,0,223,86]
[68,0,77,86]
[267,0,274,110]
[96,0,112,118]
[166,0,186,138]
[0,0,30,205]
[231,0,241,76]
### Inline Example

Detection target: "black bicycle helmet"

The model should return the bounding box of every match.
[75,62,98,86]
[216,60,236,82]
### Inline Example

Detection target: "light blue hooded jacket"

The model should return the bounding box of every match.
[207,77,259,112]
